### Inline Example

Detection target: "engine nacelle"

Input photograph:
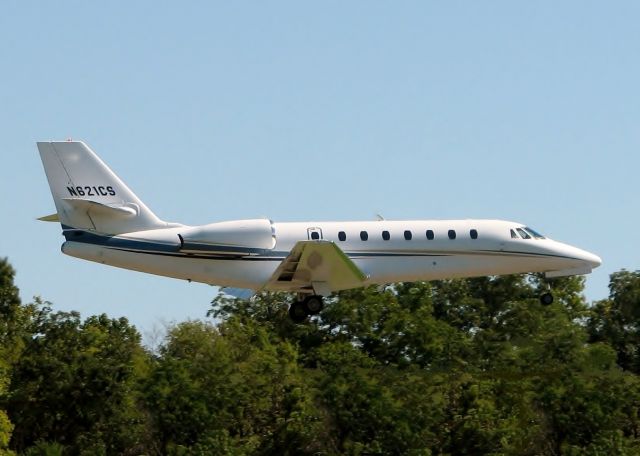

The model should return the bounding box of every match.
[179,219,276,253]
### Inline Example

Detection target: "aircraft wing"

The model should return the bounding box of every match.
[266,240,367,295]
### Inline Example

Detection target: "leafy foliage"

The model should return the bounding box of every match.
[4,301,151,454]
[588,270,640,373]
[2,255,640,454]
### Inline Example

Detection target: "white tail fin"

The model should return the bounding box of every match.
[38,141,166,234]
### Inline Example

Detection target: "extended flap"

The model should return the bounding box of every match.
[266,240,367,293]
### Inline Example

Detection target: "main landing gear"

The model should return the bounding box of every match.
[288,295,324,323]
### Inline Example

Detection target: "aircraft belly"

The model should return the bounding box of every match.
[357,253,565,284]
[62,241,276,289]
[61,239,589,294]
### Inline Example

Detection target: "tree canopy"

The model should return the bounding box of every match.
[1,256,640,455]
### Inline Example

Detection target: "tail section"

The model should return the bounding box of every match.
[38,141,166,234]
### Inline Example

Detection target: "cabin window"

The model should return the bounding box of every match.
[360,231,369,241]
[382,230,390,241]
[510,229,518,239]
[448,229,456,240]
[516,228,531,239]
[426,229,434,240]
[338,231,346,241]
[470,229,478,239]
[310,231,320,240]
[404,230,412,240]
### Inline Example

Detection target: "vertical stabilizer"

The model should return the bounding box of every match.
[38,141,166,234]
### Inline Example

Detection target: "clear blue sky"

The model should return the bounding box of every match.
[1,2,638,338]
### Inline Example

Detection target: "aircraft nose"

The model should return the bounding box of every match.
[543,242,602,278]
[551,242,602,271]
[583,251,602,269]
[568,245,602,269]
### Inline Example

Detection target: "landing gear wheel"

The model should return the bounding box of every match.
[288,301,308,323]
[303,295,324,315]
[540,292,554,306]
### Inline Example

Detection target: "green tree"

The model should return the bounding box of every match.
[0,258,20,455]
[3,254,640,455]
[588,270,640,373]
[212,274,640,454]
[312,340,452,454]
[313,284,471,370]
[7,309,151,454]
[145,319,324,455]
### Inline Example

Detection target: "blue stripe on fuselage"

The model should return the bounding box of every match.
[62,229,579,263]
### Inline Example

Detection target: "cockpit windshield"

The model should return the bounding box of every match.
[510,226,546,240]
[523,226,545,239]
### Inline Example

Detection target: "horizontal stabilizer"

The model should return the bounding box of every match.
[38,213,60,222]
[62,198,138,218]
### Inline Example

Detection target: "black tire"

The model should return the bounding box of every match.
[540,292,554,306]
[303,295,324,315]
[289,301,308,323]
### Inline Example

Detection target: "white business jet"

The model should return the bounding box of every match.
[38,141,601,322]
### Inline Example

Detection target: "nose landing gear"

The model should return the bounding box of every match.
[540,292,554,306]
[288,295,325,323]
